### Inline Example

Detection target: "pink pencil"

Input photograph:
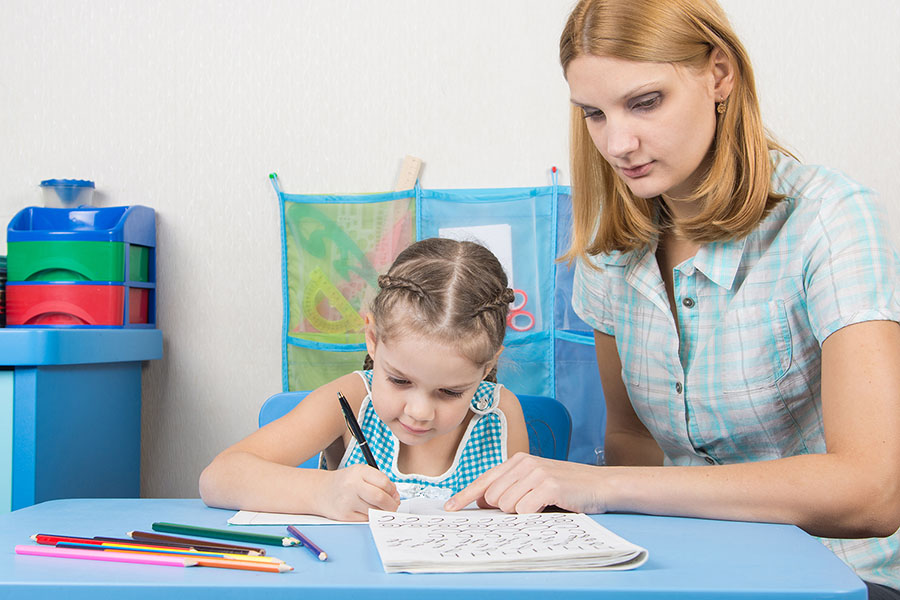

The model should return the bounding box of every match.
[15,544,198,567]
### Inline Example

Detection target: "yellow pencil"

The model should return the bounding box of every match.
[55,542,284,564]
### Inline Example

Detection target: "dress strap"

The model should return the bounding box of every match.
[355,369,374,394]
[470,380,502,415]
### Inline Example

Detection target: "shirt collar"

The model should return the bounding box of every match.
[690,236,747,291]
[595,234,748,291]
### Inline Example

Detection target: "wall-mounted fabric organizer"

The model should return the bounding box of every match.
[271,172,604,464]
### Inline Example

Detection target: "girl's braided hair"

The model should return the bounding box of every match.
[363,238,515,382]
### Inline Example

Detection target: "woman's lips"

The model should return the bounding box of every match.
[621,162,653,178]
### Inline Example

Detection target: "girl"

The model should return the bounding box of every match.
[446,0,900,595]
[200,237,529,522]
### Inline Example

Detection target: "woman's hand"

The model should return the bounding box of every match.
[317,464,401,522]
[444,452,608,514]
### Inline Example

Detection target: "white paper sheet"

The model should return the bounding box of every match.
[439,224,514,289]
[227,497,498,526]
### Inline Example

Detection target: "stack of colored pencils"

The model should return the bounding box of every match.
[15,527,296,573]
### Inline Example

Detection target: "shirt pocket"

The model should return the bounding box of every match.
[718,300,793,393]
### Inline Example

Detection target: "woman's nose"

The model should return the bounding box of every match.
[604,120,639,158]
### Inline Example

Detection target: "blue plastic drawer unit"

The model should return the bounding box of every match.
[6,206,156,328]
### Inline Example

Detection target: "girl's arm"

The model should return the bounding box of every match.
[448,320,900,539]
[593,331,664,466]
[198,373,400,521]
[497,388,529,457]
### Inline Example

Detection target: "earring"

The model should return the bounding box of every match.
[717,99,727,114]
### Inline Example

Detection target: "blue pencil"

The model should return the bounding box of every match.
[287,525,327,561]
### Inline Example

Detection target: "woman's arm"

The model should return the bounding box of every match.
[594,331,664,466]
[448,321,900,539]
[198,373,400,521]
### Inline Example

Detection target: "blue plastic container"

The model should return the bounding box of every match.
[39,179,94,208]
[8,205,156,246]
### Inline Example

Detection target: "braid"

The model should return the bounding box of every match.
[377,274,432,303]
[473,288,516,318]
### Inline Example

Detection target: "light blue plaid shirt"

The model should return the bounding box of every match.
[572,152,900,588]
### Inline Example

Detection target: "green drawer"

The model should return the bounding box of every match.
[8,241,126,282]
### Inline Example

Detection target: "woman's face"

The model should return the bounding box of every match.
[566,54,721,202]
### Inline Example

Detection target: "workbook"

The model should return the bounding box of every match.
[367,509,649,573]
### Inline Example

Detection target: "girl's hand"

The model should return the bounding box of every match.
[318,464,401,521]
[444,452,608,514]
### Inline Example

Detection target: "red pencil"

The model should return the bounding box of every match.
[33,533,262,556]
[33,533,103,546]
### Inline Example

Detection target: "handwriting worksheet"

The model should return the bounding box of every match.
[368,509,649,573]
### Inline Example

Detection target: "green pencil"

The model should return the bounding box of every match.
[152,522,300,547]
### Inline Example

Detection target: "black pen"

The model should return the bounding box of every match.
[337,391,380,470]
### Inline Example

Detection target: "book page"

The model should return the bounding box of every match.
[368,509,649,573]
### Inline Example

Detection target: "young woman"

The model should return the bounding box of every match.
[446,1,900,594]
[201,238,528,522]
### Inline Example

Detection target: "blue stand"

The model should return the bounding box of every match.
[0,328,162,511]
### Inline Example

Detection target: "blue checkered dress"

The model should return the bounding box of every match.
[337,370,507,498]
[572,151,900,588]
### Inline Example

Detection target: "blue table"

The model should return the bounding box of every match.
[0,329,163,511]
[0,498,865,599]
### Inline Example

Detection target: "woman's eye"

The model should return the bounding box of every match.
[440,389,464,398]
[632,94,660,111]
[581,107,605,121]
[387,376,410,386]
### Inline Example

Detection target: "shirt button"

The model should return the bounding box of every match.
[675,382,683,394]
[704,456,715,465]
[682,297,695,308]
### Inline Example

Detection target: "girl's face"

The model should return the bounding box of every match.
[366,332,487,447]
[567,53,723,204]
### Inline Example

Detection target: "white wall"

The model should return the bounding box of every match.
[1,1,897,498]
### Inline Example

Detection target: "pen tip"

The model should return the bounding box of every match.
[30,534,37,541]
[284,537,300,546]
[318,552,328,561]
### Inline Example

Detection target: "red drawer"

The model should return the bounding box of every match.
[7,283,133,326]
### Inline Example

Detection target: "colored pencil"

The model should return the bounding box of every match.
[15,544,196,567]
[55,541,284,563]
[152,522,299,547]
[97,536,258,555]
[34,532,261,556]
[286,525,327,561]
[33,533,104,547]
[194,556,293,573]
[128,530,265,555]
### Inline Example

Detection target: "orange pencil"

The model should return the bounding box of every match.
[195,556,293,573]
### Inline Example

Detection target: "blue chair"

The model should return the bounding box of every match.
[517,394,572,461]
[258,391,318,469]
[258,390,572,467]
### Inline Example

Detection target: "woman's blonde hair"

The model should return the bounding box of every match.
[559,0,789,261]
